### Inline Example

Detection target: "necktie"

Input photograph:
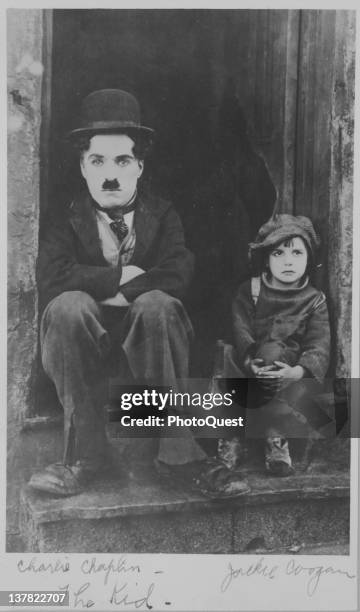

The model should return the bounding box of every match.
[109,216,129,243]
[92,195,137,243]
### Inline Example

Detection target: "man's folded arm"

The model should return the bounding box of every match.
[100,266,145,306]
[37,206,194,307]
[120,206,194,302]
[37,220,122,305]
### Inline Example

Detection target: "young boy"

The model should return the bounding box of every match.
[222,214,331,475]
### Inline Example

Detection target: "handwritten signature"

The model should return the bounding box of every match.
[286,559,356,597]
[221,558,356,597]
[17,557,70,574]
[221,558,278,592]
[81,556,140,586]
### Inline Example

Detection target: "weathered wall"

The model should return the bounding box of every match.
[288,10,354,377]
[328,11,355,378]
[7,9,44,533]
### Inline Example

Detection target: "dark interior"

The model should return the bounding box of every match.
[36,10,287,420]
[45,10,276,375]
[49,10,222,206]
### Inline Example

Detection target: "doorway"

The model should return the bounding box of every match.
[42,10,295,374]
[47,9,296,210]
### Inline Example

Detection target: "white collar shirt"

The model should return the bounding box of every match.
[95,209,136,266]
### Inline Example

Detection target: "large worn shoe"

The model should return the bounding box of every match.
[154,458,250,499]
[28,462,99,496]
[265,432,294,477]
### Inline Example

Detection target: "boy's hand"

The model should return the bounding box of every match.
[245,358,281,394]
[245,358,270,376]
[255,361,282,393]
[274,362,305,383]
[258,361,305,389]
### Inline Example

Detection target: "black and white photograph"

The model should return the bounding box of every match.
[3,5,359,611]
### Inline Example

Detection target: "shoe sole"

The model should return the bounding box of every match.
[199,485,251,500]
[154,459,251,500]
[28,476,83,497]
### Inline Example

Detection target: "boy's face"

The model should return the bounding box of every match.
[80,134,144,209]
[268,236,308,288]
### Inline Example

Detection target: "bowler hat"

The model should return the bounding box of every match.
[67,89,155,139]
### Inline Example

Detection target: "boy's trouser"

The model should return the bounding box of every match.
[252,340,322,436]
[223,340,323,438]
[40,290,206,468]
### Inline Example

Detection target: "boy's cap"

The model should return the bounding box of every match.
[249,214,320,260]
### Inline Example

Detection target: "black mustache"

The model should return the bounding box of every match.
[102,179,120,190]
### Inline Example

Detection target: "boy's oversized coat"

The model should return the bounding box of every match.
[232,276,331,383]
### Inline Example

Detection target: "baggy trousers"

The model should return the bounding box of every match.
[40,290,206,467]
[223,340,324,438]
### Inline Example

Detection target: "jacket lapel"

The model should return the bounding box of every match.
[69,191,165,267]
[69,192,107,265]
[131,194,160,265]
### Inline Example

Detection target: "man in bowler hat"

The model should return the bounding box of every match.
[29,89,249,498]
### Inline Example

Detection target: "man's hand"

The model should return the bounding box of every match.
[120,265,145,286]
[99,292,130,307]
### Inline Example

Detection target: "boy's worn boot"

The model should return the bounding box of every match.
[265,431,294,476]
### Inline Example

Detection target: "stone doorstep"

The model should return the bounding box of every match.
[17,436,351,552]
[19,470,350,553]
[21,469,349,526]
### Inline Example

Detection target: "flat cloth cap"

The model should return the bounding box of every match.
[249,214,320,262]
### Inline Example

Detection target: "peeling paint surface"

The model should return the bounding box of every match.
[328,11,355,379]
[7,9,44,533]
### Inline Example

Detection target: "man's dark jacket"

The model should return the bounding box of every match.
[37,190,194,312]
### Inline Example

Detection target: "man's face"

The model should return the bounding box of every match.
[80,134,144,208]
